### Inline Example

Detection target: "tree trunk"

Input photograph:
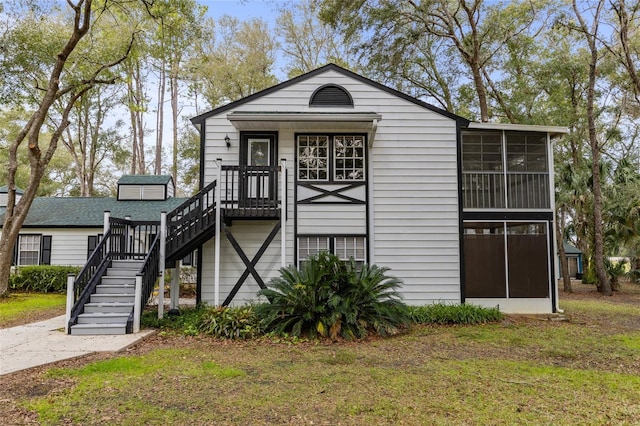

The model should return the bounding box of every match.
[574,0,612,295]
[470,62,490,122]
[128,72,138,175]
[155,58,165,175]
[170,67,179,186]
[0,0,94,295]
[135,61,146,174]
[556,210,572,293]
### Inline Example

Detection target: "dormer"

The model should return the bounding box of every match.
[0,185,23,208]
[117,175,175,201]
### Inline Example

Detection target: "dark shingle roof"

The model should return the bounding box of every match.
[563,242,583,255]
[0,196,188,228]
[0,185,24,194]
[117,175,173,185]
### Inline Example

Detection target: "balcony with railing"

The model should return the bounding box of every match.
[165,164,284,261]
[219,165,280,218]
[462,172,550,210]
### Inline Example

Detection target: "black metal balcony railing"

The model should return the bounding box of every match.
[462,171,549,209]
[220,165,279,217]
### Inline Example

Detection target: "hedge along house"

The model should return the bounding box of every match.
[184,64,567,314]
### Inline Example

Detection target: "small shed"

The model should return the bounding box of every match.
[561,242,583,279]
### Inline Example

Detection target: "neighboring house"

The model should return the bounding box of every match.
[181,64,567,314]
[0,176,186,267]
[561,242,584,279]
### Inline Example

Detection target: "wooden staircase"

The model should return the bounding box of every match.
[68,164,284,334]
[70,260,142,335]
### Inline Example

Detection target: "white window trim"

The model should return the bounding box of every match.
[17,234,41,266]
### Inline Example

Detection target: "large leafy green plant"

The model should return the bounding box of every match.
[256,252,409,340]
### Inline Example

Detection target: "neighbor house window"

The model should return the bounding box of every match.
[18,235,40,266]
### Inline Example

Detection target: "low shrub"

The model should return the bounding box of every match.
[409,303,503,325]
[9,266,81,293]
[256,252,410,340]
[198,305,263,339]
[140,306,207,335]
[141,305,263,338]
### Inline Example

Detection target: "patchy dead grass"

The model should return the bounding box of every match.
[1,285,639,425]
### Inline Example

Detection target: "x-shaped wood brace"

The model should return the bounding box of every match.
[298,182,366,204]
[222,220,281,306]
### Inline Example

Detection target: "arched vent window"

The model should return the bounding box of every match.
[309,84,354,107]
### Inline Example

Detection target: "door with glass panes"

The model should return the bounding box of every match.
[239,132,277,207]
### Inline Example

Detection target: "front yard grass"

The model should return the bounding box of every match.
[0,293,66,328]
[1,281,638,424]
[2,291,637,425]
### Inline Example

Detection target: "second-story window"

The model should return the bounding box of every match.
[298,135,329,180]
[298,135,366,182]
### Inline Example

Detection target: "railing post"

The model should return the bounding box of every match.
[103,211,110,234]
[65,274,75,334]
[280,159,287,268]
[124,215,132,260]
[170,264,179,310]
[134,274,143,333]
[158,211,167,319]
[214,158,222,307]
[103,211,111,254]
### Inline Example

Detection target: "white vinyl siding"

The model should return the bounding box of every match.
[200,69,461,306]
[296,204,366,234]
[16,228,101,266]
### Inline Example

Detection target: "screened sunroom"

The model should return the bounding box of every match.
[460,123,566,313]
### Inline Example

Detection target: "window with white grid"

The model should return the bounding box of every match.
[297,135,328,180]
[334,136,365,180]
[18,235,40,266]
[297,236,330,265]
[334,236,366,264]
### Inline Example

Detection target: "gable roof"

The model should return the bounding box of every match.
[117,175,173,185]
[190,63,470,126]
[563,241,583,255]
[0,196,188,228]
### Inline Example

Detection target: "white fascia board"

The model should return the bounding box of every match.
[227,112,381,128]
[227,112,382,144]
[467,122,568,138]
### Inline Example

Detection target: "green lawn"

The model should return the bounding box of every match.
[10,296,640,425]
[0,293,66,327]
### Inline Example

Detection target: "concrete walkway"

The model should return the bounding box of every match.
[0,315,153,375]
